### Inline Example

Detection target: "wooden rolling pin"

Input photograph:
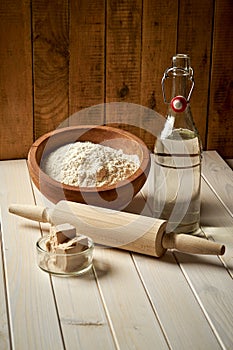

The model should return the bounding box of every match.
[9,200,225,257]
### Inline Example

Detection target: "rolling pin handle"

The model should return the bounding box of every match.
[162,232,225,256]
[9,204,51,223]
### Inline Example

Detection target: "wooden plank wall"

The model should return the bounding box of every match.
[0,0,232,160]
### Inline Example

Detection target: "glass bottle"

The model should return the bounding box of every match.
[153,54,202,234]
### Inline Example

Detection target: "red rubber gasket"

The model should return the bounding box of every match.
[171,96,187,113]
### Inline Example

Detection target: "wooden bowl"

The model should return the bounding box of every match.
[28,125,151,210]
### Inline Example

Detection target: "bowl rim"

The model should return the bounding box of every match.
[28,125,151,194]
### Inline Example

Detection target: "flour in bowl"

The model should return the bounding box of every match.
[42,141,140,187]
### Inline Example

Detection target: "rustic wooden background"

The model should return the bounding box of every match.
[0,0,232,160]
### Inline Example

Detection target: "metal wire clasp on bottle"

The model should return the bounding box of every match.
[161,66,195,104]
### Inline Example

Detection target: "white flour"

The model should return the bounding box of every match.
[42,141,140,187]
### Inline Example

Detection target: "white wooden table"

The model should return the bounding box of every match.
[0,151,233,350]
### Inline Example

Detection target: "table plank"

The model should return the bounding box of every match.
[0,0,33,159]
[173,177,233,349]
[201,178,233,276]
[132,251,222,349]
[175,252,233,349]
[94,247,169,350]
[32,0,69,138]
[0,160,63,349]
[50,272,116,350]
[69,0,105,114]
[201,151,233,276]
[0,215,11,350]
[202,151,233,217]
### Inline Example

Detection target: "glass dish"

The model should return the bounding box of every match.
[36,235,94,276]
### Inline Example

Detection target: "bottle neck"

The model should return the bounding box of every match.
[171,72,190,99]
[162,64,197,137]
[159,54,200,142]
[162,57,194,107]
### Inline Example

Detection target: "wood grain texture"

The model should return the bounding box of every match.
[1,152,233,349]
[0,160,63,349]
[105,0,142,104]
[69,0,105,124]
[94,247,169,349]
[174,248,233,349]
[141,0,178,114]
[177,0,214,147]
[0,0,233,160]
[0,218,10,350]
[105,0,143,143]
[202,151,233,218]
[207,0,233,158]
[0,0,33,160]
[32,0,69,138]
[133,252,222,349]
[200,178,233,278]
[140,0,178,150]
[32,186,117,350]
